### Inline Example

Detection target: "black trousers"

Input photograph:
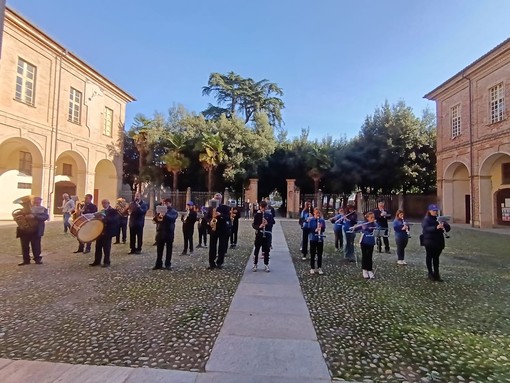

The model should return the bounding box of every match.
[425,246,442,278]
[94,235,112,265]
[376,230,390,251]
[333,229,343,250]
[183,229,194,253]
[77,241,91,252]
[395,236,408,261]
[230,223,239,245]
[116,218,127,242]
[20,232,42,263]
[253,232,271,265]
[198,226,207,246]
[310,240,324,269]
[155,238,173,268]
[130,225,144,251]
[301,228,310,255]
[361,244,374,271]
[209,230,228,267]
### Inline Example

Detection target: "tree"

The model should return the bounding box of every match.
[162,132,190,190]
[198,132,225,192]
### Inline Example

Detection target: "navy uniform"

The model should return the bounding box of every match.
[91,201,119,267]
[373,204,391,253]
[153,200,179,270]
[252,202,275,272]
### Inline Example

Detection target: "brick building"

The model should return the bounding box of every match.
[0,7,135,220]
[425,38,510,228]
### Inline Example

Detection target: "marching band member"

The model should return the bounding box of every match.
[196,205,208,249]
[17,196,49,266]
[229,205,241,249]
[181,201,198,256]
[330,207,344,252]
[354,211,378,279]
[73,194,97,254]
[128,192,148,255]
[114,198,129,244]
[393,209,410,265]
[90,199,119,268]
[342,204,358,262]
[152,198,178,270]
[421,204,450,282]
[299,200,313,260]
[206,193,230,270]
[373,200,391,253]
[308,208,326,275]
[252,201,275,272]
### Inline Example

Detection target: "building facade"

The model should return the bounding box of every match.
[0,0,5,59]
[0,7,135,220]
[425,38,510,228]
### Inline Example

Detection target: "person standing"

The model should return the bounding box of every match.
[229,205,241,249]
[17,196,49,265]
[330,207,344,252]
[309,208,326,275]
[128,192,148,254]
[393,209,410,265]
[373,200,391,253]
[58,193,74,234]
[196,205,208,248]
[73,194,97,254]
[342,204,358,262]
[90,199,119,267]
[421,204,451,282]
[206,193,230,270]
[153,198,178,270]
[251,201,275,272]
[299,200,313,260]
[244,199,251,220]
[355,212,378,279]
[181,201,198,255]
[114,198,129,244]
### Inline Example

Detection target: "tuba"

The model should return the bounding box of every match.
[115,198,130,217]
[12,195,37,231]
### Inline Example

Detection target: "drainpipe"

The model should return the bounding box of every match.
[463,73,474,227]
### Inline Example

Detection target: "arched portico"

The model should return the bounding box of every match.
[479,152,510,227]
[54,151,87,214]
[94,159,118,206]
[443,161,470,223]
[0,137,44,220]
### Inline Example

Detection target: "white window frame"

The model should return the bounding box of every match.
[451,104,461,138]
[15,58,36,105]
[68,87,82,124]
[489,82,505,124]
[103,107,113,137]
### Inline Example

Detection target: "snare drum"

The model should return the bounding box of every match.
[70,213,104,242]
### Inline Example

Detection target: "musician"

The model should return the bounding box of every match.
[308,208,326,275]
[393,209,410,265]
[244,199,251,220]
[128,192,148,254]
[152,198,178,270]
[342,204,358,262]
[354,212,378,279]
[58,193,75,234]
[265,198,276,217]
[421,204,451,282]
[251,200,275,272]
[17,196,49,266]
[206,193,230,270]
[90,199,119,267]
[181,201,198,256]
[330,207,344,252]
[114,198,129,244]
[229,205,241,249]
[299,200,313,260]
[196,205,208,249]
[373,200,391,254]
[73,194,97,254]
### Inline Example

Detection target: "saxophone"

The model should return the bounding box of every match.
[210,207,217,232]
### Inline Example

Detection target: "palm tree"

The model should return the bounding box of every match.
[162,132,190,190]
[199,132,225,192]
[306,143,333,194]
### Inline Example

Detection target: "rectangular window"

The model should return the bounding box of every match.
[62,163,73,176]
[103,107,113,136]
[15,58,36,105]
[451,104,461,138]
[19,151,32,176]
[17,182,32,189]
[502,163,510,184]
[68,87,82,124]
[490,83,505,124]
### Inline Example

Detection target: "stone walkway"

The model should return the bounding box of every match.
[0,221,332,383]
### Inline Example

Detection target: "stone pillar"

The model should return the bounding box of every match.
[477,175,492,228]
[246,178,258,205]
[286,179,299,218]
[317,189,323,210]
[186,187,191,204]
[223,187,230,205]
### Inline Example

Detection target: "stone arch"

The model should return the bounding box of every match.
[94,159,118,206]
[0,137,44,220]
[54,150,87,214]
[442,161,470,223]
[479,152,510,227]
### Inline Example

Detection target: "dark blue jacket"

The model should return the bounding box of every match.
[356,221,377,246]
[421,214,451,249]
[129,200,148,227]
[252,210,275,235]
[373,208,390,228]
[308,218,326,241]
[393,218,408,240]
[342,210,358,233]
[330,214,344,232]
[155,207,178,241]
[207,204,231,234]
[33,206,49,237]
[82,202,98,215]
[101,206,120,238]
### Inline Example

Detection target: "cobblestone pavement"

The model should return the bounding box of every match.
[0,218,253,372]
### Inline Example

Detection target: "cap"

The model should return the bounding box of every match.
[187,201,194,206]
[163,198,172,203]
[427,204,440,211]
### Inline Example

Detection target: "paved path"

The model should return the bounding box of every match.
[0,221,332,383]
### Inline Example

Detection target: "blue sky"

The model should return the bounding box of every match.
[6,0,510,140]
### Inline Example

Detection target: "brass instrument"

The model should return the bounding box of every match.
[182,208,190,223]
[230,207,236,221]
[12,195,37,231]
[210,207,217,232]
[115,198,130,217]
[154,205,167,223]
[72,200,85,221]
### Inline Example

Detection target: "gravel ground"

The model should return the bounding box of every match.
[0,218,255,371]
[280,220,510,383]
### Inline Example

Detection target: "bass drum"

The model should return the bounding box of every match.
[70,213,104,243]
